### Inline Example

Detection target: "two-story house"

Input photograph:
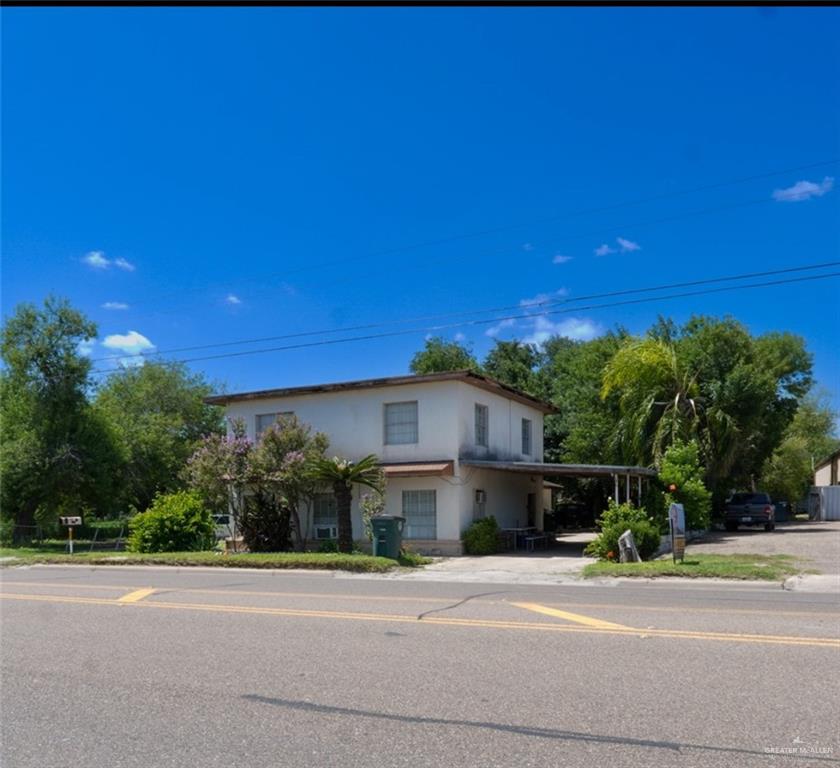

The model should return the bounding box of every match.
[205,371,557,554]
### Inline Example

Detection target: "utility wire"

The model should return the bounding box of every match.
[90,260,840,363]
[89,270,840,375]
[104,157,839,311]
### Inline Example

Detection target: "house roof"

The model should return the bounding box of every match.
[204,370,557,413]
[815,447,840,471]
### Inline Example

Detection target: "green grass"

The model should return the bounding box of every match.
[0,548,428,572]
[582,553,813,581]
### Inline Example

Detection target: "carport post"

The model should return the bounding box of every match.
[625,474,630,502]
[613,473,619,502]
[637,475,642,501]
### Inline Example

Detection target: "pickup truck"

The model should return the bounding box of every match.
[724,492,775,532]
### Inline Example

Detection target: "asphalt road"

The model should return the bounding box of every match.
[1,566,839,768]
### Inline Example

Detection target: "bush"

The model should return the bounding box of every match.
[659,440,712,530]
[127,491,216,553]
[584,501,661,561]
[462,516,500,555]
[238,489,292,552]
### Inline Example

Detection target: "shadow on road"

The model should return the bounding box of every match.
[242,694,838,762]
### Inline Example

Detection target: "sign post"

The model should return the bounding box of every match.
[668,503,686,563]
[59,516,83,555]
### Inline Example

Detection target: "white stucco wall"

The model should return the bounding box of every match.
[455,382,544,462]
[223,380,462,462]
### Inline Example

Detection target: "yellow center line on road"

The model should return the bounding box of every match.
[511,601,631,630]
[0,581,454,604]
[1,591,838,649]
[4,581,839,619]
[117,588,157,603]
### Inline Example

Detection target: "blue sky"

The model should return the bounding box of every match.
[2,7,839,411]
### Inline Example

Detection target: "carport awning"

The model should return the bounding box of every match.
[381,461,455,478]
[459,460,656,478]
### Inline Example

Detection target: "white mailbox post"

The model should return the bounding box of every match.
[59,516,83,554]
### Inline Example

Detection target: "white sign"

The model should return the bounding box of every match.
[59,516,82,526]
[668,503,686,562]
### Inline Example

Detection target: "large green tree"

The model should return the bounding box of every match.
[94,362,223,513]
[483,340,544,395]
[1,297,119,529]
[409,336,481,375]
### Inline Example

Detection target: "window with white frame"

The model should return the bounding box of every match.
[255,412,294,438]
[402,490,436,540]
[521,418,532,456]
[312,493,337,540]
[475,403,489,447]
[384,401,418,445]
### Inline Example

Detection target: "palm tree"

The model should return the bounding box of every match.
[601,338,702,466]
[309,455,384,553]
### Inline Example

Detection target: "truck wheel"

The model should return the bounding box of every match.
[725,521,737,532]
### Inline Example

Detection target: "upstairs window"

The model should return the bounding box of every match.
[475,404,489,447]
[521,418,532,456]
[384,401,418,445]
[256,412,294,438]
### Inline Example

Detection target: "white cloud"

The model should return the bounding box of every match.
[773,176,834,202]
[83,251,110,269]
[225,294,242,305]
[102,330,155,356]
[279,282,296,296]
[552,254,573,264]
[102,301,129,310]
[522,316,602,346]
[594,243,616,257]
[114,257,136,272]
[82,251,137,271]
[617,237,641,253]
[519,288,569,308]
[78,339,96,357]
[454,332,466,343]
[522,243,534,252]
[485,317,516,337]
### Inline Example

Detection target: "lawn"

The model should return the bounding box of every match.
[0,548,430,572]
[582,553,813,581]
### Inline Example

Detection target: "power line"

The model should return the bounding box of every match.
[89,260,840,363]
[101,157,839,312]
[89,269,840,376]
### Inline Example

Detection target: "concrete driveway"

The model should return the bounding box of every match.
[688,519,840,575]
[393,531,598,584]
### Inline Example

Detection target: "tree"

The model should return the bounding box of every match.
[309,455,384,553]
[1,297,120,529]
[760,394,839,503]
[185,418,253,541]
[409,337,481,375]
[251,415,329,550]
[483,340,543,395]
[601,337,701,466]
[94,362,224,513]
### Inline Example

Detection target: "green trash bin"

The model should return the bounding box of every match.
[371,515,405,559]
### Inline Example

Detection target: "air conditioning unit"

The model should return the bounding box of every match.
[314,525,338,540]
[475,490,486,504]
